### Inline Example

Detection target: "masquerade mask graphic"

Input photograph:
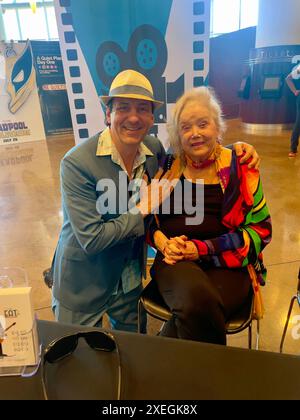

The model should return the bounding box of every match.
[5,41,36,114]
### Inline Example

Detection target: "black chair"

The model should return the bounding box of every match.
[138,279,259,349]
[279,268,300,353]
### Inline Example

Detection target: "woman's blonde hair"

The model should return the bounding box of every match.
[167,86,226,162]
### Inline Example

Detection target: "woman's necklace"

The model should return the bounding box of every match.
[184,143,222,184]
[185,154,215,169]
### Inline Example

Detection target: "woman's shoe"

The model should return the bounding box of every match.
[288,152,297,157]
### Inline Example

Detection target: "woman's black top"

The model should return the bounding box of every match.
[156,175,229,240]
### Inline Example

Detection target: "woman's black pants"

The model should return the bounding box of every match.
[150,256,251,345]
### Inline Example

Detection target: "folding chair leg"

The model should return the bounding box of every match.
[255,319,260,350]
[279,295,297,353]
[137,300,143,333]
[248,323,252,349]
[247,319,260,350]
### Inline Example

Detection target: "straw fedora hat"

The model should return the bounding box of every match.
[100,69,163,109]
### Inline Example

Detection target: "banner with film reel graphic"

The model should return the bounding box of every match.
[0,41,46,146]
[54,0,210,146]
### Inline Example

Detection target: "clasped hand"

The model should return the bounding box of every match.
[162,235,199,265]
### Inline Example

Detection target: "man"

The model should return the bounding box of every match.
[51,69,260,332]
[286,63,300,157]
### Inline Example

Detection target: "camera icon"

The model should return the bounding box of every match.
[96,24,184,135]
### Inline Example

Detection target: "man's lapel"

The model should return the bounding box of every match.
[96,155,121,196]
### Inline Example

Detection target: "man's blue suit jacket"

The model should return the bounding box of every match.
[52,132,165,313]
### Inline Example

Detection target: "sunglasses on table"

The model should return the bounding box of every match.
[41,331,121,400]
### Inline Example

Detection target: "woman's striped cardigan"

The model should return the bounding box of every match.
[191,147,272,286]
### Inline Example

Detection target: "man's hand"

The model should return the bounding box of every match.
[137,158,181,217]
[233,141,260,170]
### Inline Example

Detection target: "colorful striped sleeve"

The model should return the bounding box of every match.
[191,172,272,274]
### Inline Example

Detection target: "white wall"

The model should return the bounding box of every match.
[256,0,300,48]
[0,6,6,41]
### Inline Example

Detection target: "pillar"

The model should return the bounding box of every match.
[0,6,7,41]
[239,0,300,132]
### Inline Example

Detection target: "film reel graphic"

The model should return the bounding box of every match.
[57,1,207,141]
[96,42,127,87]
[128,24,168,78]
[96,25,167,89]
[96,24,183,130]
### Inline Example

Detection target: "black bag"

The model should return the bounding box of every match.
[43,268,53,288]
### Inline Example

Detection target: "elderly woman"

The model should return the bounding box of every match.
[150,86,272,345]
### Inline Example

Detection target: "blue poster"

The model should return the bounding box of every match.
[30,40,73,136]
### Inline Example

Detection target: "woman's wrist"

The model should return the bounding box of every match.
[154,231,168,254]
[190,239,209,256]
[157,240,167,254]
